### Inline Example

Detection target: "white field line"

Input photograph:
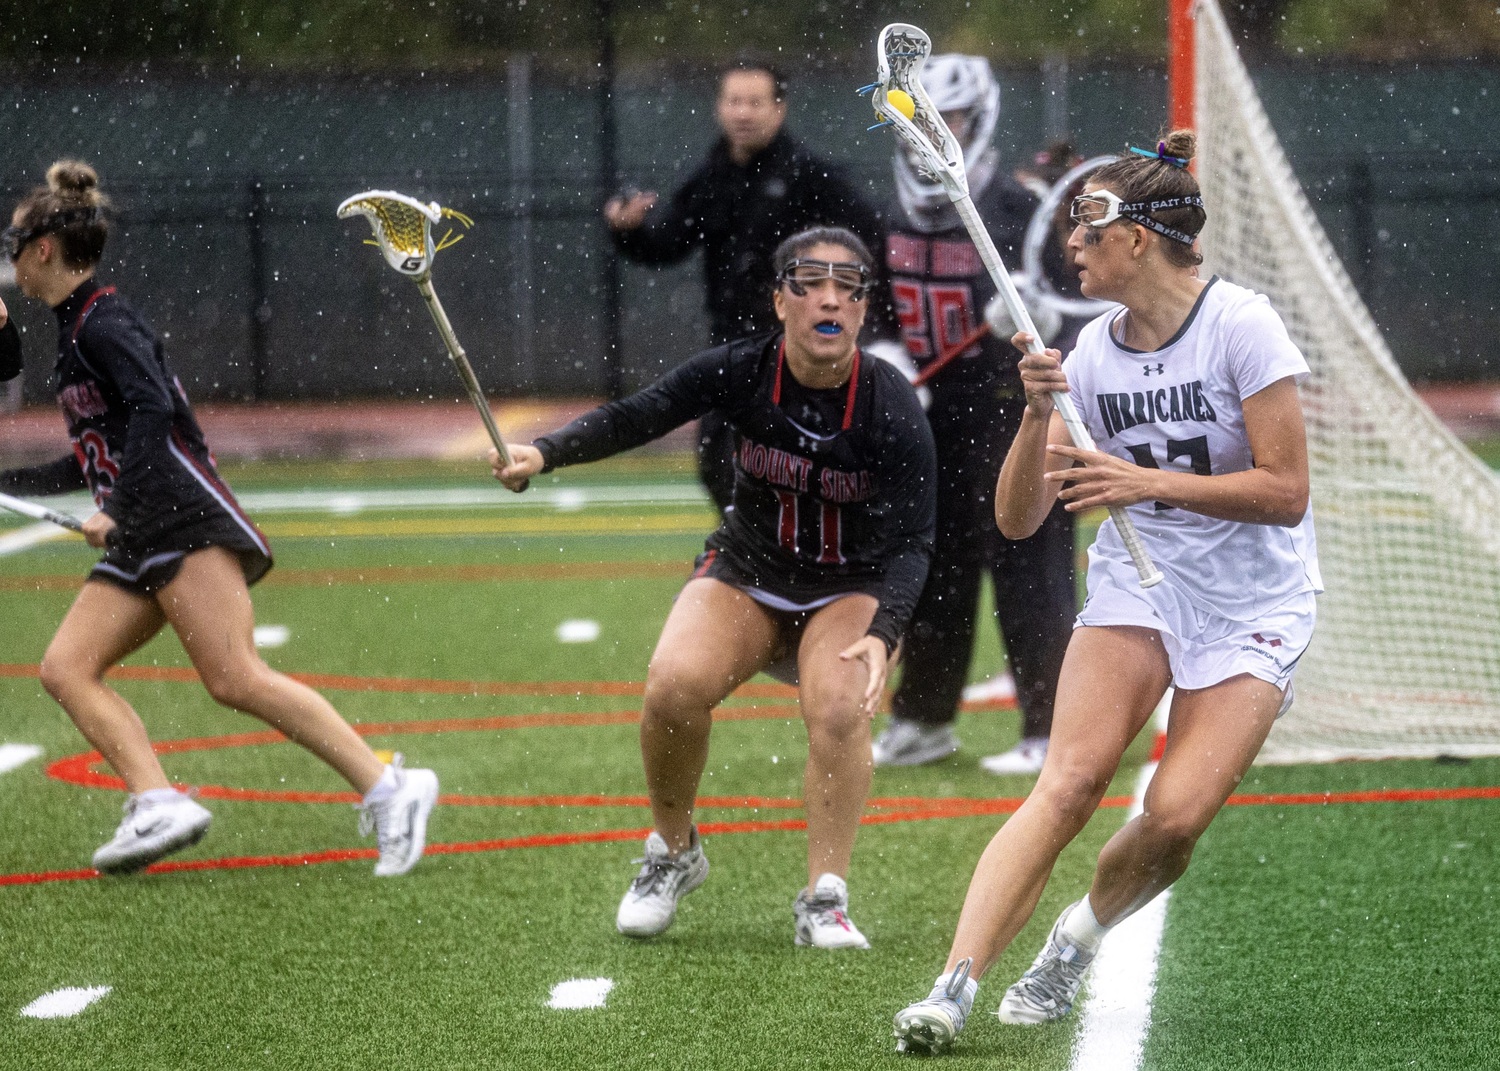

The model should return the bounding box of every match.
[19,986,112,1019]
[0,743,44,775]
[547,977,614,1009]
[0,522,73,557]
[1069,690,1173,1071]
[0,484,708,520]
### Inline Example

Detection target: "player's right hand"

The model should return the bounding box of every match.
[1014,333,1067,418]
[490,444,542,493]
[0,295,8,328]
[603,191,657,231]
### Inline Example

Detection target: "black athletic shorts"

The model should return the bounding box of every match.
[89,511,273,597]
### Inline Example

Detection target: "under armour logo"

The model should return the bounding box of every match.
[1251,633,1283,648]
[1143,363,1165,376]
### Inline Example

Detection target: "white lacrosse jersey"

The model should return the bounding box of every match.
[1065,277,1322,621]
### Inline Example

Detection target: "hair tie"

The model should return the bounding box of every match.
[1129,142,1189,168]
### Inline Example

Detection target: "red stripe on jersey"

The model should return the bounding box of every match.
[841,349,861,430]
[71,286,118,345]
[817,502,844,565]
[931,240,981,278]
[169,429,271,556]
[886,233,927,272]
[692,549,718,578]
[772,338,786,406]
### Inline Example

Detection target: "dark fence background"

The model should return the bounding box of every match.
[1,57,1495,406]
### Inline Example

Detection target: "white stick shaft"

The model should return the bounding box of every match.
[951,193,1164,588]
[417,278,513,468]
[0,490,84,533]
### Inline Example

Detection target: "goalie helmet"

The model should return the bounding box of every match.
[894,54,1002,232]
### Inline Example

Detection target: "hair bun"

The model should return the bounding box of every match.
[1161,130,1197,164]
[46,160,100,198]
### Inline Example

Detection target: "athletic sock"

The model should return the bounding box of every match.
[138,787,188,806]
[933,967,978,1005]
[1060,896,1111,954]
[363,764,400,803]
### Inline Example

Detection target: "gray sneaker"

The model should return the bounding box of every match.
[871,718,959,767]
[793,873,870,949]
[997,902,1095,1025]
[616,828,709,937]
[92,791,212,874]
[893,958,976,1054]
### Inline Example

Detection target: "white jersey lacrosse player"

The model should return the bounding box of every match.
[1068,275,1321,701]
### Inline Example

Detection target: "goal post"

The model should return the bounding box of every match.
[1180,0,1500,762]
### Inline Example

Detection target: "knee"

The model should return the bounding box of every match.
[199,659,270,711]
[642,659,726,728]
[1030,766,1114,827]
[800,687,867,754]
[37,652,78,703]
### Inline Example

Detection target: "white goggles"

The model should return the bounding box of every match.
[1069,189,1203,246]
[779,258,870,299]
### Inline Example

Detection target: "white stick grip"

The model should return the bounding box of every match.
[952,195,1163,588]
[0,490,85,533]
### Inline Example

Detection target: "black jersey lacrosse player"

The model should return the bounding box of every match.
[1,160,437,877]
[494,226,936,949]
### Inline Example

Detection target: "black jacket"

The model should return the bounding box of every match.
[612,131,888,343]
[0,321,20,382]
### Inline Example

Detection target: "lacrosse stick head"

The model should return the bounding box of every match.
[871,24,968,199]
[337,190,473,279]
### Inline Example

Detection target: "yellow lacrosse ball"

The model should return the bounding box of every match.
[885,89,916,120]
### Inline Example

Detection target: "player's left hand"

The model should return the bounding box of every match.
[839,635,890,718]
[1044,443,1161,511]
[81,511,117,549]
[490,444,542,493]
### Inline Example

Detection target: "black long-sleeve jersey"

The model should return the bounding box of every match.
[613,131,894,343]
[884,174,1039,387]
[0,280,268,557]
[0,321,21,382]
[535,333,937,652]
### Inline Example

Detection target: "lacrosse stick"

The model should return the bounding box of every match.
[336,190,525,489]
[0,489,85,533]
[861,25,1162,587]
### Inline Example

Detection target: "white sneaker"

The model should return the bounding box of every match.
[92,790,212,874]
[871,718,959,767]
[979,737,1049,776]
[997,902,1095,1025]
[358,755,439,877]
[616,828,709,938]
[794,873,870,949]
[962,670,1017,705]
[893,958,976,1054]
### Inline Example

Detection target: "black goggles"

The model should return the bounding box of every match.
[778,258,870,300]
[2,208,100,262]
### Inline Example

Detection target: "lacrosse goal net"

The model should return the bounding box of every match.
[1185,0,1500,762]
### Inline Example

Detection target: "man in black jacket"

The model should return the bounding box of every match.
[604,58,887,512]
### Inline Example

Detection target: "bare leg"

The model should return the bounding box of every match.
[640,578,780,854]
[158,547,385,794]
[796,594,879,889]
[1086,674,1281,924]
[39,581,171,793]
[944,627,1171,978]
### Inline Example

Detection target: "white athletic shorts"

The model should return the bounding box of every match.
[1076,552,1316,715]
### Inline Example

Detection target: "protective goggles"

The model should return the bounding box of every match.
[1,225,40,262]
[1069,190,1203,246]
[2,208,99,262]
[778,258,869,301]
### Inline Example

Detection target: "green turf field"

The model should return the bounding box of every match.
[1,456,1496,1070]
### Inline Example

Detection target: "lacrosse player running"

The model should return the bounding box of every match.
[494,226,936,949]
[1,161,437,877]
[892,132,1320,1053]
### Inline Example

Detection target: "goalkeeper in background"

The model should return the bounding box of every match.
[869,55,1075,777]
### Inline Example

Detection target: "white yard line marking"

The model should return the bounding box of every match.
[252,625,291,649]
[556,620,601,643]
[0,743,44,775]
[547,977,614,1009]
[0,522,73,557]
[1069,690,1173,1071]
[19,986,112,1019]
